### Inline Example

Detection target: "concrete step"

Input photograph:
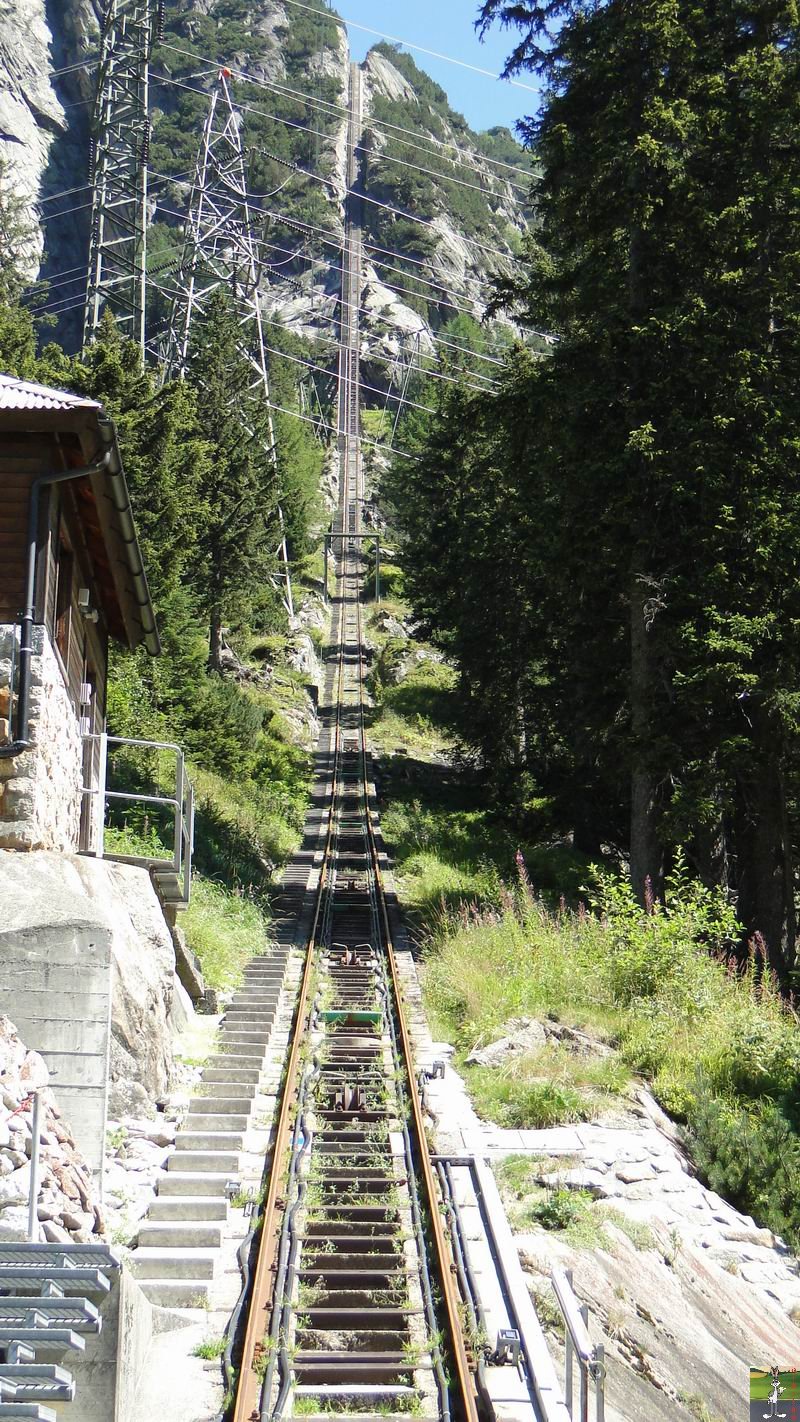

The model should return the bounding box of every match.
[187,1097,251,1120]
[202,1069,261,1084]
[175,1132,244,1152]
[182,1114,249,1132]
[157,1172,231,1197]
[137,1280,210,1309]
[219,1027,272,1039]
[194,1081,256,1099]
[189,1094,252,1113]
[131,1249,217,1281]
[148,1197,228,1222]
[218,1031,270,1044]
[137,1222,223,1249]
[211,1046,264,1061]
[167,1151,239,1174]
[224,1012,277,1023]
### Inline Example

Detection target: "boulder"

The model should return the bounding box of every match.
[0,1017,101,1243]
[466,1017,548,1068]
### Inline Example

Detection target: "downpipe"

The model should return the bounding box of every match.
[0,451,111,759]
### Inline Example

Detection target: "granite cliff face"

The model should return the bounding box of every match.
[0,0,100,332]
[0,1,529,366]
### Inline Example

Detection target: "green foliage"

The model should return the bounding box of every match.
[182,877,270,991]
[359,44,527,326]
[468,1068,586,1128]
[590,853,739,1011]
[417,837,800,1242]
[689,1091,800,1247]
[192,1336,226,1361]
[392,0,800,983]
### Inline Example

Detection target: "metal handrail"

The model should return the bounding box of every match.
[551,1268,605,1422]
[80,731,194,906]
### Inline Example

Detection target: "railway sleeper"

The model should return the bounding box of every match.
[297,1329,410,1354]
[293,1358,420,1386]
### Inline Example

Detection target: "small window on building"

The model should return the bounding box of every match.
[54,536,73,665]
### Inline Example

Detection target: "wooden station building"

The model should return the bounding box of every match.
[0,372,159,853]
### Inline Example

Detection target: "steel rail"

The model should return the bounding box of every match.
[230,573,350,1422]
[230,59,481,1422]
[353,572,481,1422]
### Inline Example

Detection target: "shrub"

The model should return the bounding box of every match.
[467,1066,586,1129]
[182,878,270,991]
[690,1089,800,1246]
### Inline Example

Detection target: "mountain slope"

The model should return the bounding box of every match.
[0,0,530,377]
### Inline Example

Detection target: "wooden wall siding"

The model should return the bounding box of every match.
[0,440,110,727]
[0,449,40,623]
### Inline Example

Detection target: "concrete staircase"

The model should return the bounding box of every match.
[130,948,290,1307]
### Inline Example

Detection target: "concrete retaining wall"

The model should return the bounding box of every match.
[0,851,113,1181]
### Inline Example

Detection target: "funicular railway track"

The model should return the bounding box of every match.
[229,65,482,1422]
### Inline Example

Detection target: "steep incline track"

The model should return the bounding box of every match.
[230,65,481,1422]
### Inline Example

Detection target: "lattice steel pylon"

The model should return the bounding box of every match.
[84,0,160,356]
[163,70,294,617]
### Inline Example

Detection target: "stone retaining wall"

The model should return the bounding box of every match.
[0,624,83,851]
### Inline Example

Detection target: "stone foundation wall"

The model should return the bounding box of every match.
[0,623,83,851]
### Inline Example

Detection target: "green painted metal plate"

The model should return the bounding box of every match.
[319,1010,383,1025]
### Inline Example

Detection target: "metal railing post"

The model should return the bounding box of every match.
[27,1091,42,1242]
[183,783,194,905]
[375,535,380,602]
[554,1267,603,1422]
[579,1301,589,1422]
[565,1268,574,1415]
[324,535,329,604]
[174,750,184,878]
[94,732,108,858]
[594,1344,605,1422]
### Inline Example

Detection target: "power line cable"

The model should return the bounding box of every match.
[277,0,540,95]
[152,74,515,265]
[157,42,531,194]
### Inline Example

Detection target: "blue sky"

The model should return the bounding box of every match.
[339,1,542,136]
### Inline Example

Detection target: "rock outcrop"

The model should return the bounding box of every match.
[0,1015,103,1243]
[0,849,179,1174]
[0,0,99,334]
[398,964,800,1422]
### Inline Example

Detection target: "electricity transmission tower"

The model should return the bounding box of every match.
[84,0,161,356]
[163,70,294,617]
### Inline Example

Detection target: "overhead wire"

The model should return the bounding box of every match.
[155,39,531,186]
[153,194,489,322]
[152,71,520,265]
[148,269,499,398]
[150,163,501,319]
[157,42,532,194]
[277,0,540,95]
[139,329,419,460]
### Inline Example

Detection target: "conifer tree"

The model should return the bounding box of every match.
[428,0,800,973]
[185,289,281,670]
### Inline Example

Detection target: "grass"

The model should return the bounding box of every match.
[679,1394,725,1422]
[420,851,800,1247]
[466,1045,631,1129]
[495,1156,657,1251]
[192,1336,225,1360]
[366,553,800,1251]
[367,656,457,759]
[182,877,270,991]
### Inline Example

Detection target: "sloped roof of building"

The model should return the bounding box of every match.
[0,373,102,414]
